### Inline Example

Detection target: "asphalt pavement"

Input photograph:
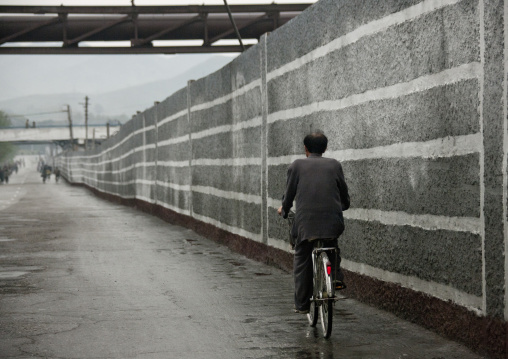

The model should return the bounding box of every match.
[0,164,486,359]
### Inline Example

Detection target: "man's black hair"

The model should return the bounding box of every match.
[304,132,328,154]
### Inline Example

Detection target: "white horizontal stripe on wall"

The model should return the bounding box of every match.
[192,212,261,243]
[268,62,481,124]
[329,133,481,162]
[158,134,189,147]
[70,144,156,166]
[158,109,188,127]
[70,162,156,174]
[341,258,483,315]
[73,129,264,170]
[267,197,283,210]
[345,208,481,234]
[158,160,190,168]
[267,134,481,166]
[64,179,189,216]
[267,0,464,82]
[192,157,262,166]
[71,125,156,159]
[192,185,262,205]
[190,79,261,112]
[191,116,262,140]
[267,197,479,235]
[67,170,262,210]
[135,179,155,186]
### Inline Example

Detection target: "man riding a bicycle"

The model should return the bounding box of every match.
[278,132,350,314]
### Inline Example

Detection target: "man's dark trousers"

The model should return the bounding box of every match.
[293,238,342,311]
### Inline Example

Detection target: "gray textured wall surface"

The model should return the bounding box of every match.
[56,0,508,330]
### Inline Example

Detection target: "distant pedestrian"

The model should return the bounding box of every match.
[54,167,61,182]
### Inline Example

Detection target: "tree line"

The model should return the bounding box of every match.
[0,110,16,163]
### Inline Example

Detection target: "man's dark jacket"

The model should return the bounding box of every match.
[281,153,350,245]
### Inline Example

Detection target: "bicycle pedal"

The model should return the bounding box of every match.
[335,281,347,290]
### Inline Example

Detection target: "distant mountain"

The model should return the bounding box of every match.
[95,55,233,117]
[0,54,234,126]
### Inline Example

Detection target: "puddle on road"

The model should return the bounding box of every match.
[0,266,43,271]
[0,271,29,279]
[0,238,16,242]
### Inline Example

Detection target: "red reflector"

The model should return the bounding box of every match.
[327,265,332,276]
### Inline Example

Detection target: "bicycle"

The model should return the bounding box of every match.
[286,211,339,338]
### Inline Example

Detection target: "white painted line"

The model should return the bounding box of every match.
[267,0,464,82]
[191,117,262,140]
[69,174,262,211]
[71,162,156,174]
[268,134,481,166]
[267,197,480,235]
[341,258,483,315]
[344,208,481,234]
[71,125,155,159]
[71,144,156,167]
[158,160,190,168]
[192,185,262,205]
[158,134,189,147]
[268,62,481,124]
[192,157,262,166]
[158,109,188,127]
[190,79,261,112]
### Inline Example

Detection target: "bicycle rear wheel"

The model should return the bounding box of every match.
[318,252,333,338]
[307,299,318,326]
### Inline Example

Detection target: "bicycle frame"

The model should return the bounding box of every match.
[311,243,338,302]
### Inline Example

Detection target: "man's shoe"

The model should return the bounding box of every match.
[335,280,347,290]
[294,308,309,314]
[293,305,309,314]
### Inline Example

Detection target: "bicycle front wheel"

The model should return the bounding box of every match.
[307,254,321,327]
[307,263,319,327]
[318,252,333,338]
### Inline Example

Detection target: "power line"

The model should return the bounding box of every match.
[9,110,67,118]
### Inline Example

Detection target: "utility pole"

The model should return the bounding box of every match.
[66,105,74,150]
[83,96,89,150]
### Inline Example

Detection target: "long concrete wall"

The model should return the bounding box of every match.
[56,0,508,357]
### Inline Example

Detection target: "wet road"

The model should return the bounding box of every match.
[0,167,485,359]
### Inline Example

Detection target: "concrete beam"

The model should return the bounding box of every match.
[0,126,120,142]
